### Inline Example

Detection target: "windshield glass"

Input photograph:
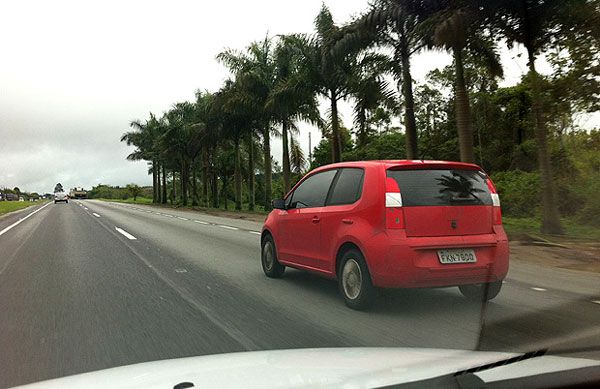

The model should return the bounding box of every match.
[0,0,599,387]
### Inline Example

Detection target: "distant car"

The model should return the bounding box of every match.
[54,192,68,204]
[261,160,509,310]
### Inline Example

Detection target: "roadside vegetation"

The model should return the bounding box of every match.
[120,0,599,237]
[0,200,47,216]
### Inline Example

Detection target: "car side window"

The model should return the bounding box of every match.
[287,169,337,209]
[327,168,365,206]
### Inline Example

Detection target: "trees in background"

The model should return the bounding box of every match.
[120,1,599,234]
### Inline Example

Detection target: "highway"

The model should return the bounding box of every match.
[0,200,599,387]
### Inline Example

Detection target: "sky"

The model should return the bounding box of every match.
[1,0,598,194]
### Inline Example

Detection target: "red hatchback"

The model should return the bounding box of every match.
[261,160,509,310]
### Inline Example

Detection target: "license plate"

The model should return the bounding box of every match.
[437,249,477,264]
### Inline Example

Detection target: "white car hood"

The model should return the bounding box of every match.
[15,347,600,389]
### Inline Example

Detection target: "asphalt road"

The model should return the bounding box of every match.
[0,200,599,387]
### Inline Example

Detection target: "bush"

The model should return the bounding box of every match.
[575,177,600,227]
[491,170,540,217]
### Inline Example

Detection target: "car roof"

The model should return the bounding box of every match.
[311,160,482,172]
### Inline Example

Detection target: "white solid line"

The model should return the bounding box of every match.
[218,225,238,230]
[592,300,600,305]
[115,227,137,240]
[531,287,547,292]
[177,217,189,221]
[0,202,52,237]
[92,213,101,218]
[193,220,209,225]
[249,231,261,235]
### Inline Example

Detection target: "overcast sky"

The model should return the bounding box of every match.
[1,0,598,194]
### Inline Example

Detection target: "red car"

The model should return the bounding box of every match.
[261,160,509,310]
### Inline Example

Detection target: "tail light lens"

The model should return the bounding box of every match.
[486,178,502,225]
[385,177,405,229]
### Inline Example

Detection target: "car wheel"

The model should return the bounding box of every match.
[54,201,57,204]
[338,249,375,310]
[459,281,502,301]
[261,234,285,278]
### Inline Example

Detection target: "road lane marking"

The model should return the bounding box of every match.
[0,202,52,237]
[174,268,188,273]
[249,231,261,235]
[115,227,137,240]
[177,217,189,221]
[592,300,600,305]
[531,287,547,292]
[92,213,101,218]
[164,214,174,218]
[194,220,209,225]
[84,207,88,210]
[218,225,238,230]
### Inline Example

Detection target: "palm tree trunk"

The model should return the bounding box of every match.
[152,161,158,203]
[180,161,187,206]
[222,174,228,211]
[527,49,563,234]
[357,108,367,147]
[161,164,167,204]
[156,162,161,204]
[234,137,242,211]
[202,148,209,207]
[171,170,176,205]
[192,161,198,206]
[282,120,291,193]
[263,126,272,211]
[453,47,475,163]
[247,134,255,211]
[330,90,342,163]
[211,165,218,208]
[400,40,418,159]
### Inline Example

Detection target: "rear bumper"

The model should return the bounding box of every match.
[366,230,509,288]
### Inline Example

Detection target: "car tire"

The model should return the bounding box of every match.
[261,234,285,278]
[54,201,57,204]
[65,200,68,204]
[459,281,502,302]
[338,249,375,310]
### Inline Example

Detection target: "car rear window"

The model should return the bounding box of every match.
[327,168,364,206]
[387,169,492,206]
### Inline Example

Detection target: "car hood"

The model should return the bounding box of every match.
[15,347,600,389]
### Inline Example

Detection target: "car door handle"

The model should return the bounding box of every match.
[342,219,353,225]
[312,216,320,223]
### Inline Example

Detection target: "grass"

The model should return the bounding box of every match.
[0,201,48,216]
[96,197,154,204]
[503,216,600,242]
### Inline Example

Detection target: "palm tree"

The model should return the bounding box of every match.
[411,1,503,164]
[121,114,163,203]
[285,5,357,163]
[268,37,323,192]
[217,37,278,210]
[488,0,597,234]
[335,0,427,158]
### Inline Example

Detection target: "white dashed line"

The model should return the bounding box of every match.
[0,202,52,237]
[115,227,137,240]
[177,217,189,221]
[592,300,600,305]
[164,214,174,218]
[218,225,238,231]
[92,213,101,218]
[193,220,209,225]
[174,268,188,273]
[531,287,547,292]
[249,231,261,235]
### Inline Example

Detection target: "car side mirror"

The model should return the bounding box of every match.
[272,198,286,210]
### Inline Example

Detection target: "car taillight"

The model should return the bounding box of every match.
[486,178,502,225]
[385,177,404,229]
